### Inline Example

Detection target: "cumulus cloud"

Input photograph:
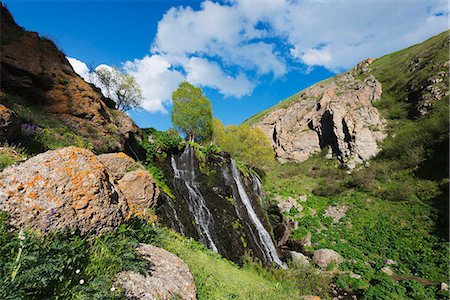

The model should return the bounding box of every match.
[185,57,255,98]
[67,57,90,79]
[69,0,449,113]
[123,55,184,113]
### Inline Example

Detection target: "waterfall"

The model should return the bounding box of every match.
[162,193,187,235]
[170,147,219,252]
[250,172,266,208]
[230,160,286,268]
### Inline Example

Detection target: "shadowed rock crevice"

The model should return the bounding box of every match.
[253,60,386,168]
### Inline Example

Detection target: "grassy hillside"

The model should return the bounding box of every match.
[259,30,449,299]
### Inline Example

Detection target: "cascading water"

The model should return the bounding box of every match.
[230,160,286,268]
[250,172,266,208]
[170,147,219,252]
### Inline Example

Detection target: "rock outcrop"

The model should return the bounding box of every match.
[0,4,138,152]
[0,147,159,233]
[115,244,197,300]
[252,59,386,168]
[0,104,21,142]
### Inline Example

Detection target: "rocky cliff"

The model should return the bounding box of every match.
[247,60,386,169]
[246,31,449,169]
[0,4,138,152]
[156,145,284,267]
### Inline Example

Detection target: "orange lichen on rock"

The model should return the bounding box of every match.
[0,147,129,234]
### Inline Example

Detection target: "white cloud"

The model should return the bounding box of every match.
[124,55,184,113]
[185,57,254,98]
[69,0,449,113]
[67,57,90,79]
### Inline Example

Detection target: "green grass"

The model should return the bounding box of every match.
[0,212,333,300]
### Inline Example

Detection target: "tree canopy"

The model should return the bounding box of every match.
[94,66,142,112]
[213,119,275,170]
[171,82,213,142]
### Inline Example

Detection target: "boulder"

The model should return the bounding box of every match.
[115,243,196,300]
[290,251,310,267]
[312,249,343,269]
[383,259,397,266]
[0,146,128,234]
[0,104,21,142]
[380,266,394,276]
[118,170,160,220]
[98,152,141,181]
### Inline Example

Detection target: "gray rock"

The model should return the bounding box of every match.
[116,244,196,300]
[313,249,343,269]
[381,266,394,276]
[384,259,397,266]
[254,60,386,168]
[324,205,348,224]
[350,273,362,279]
[290,251,310,267]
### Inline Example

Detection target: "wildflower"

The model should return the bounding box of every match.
[79,279,84,285]
[75,269,80,274]
[18,230,26,241]
[110,287,116,292]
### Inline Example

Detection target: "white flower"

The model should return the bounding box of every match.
[79,279,84,285]
[110,287,116,292]
[18,230,26,241]
[75,269,80,274]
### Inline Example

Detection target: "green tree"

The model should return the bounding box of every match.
[94,66,142,111]
[214,122,275,170]
[171,82,213,142]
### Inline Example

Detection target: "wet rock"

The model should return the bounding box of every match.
[118,170,159,220]
[313,249,343,269]
[0,104,21,142]
[0,147,128,234]
[98,152,141,180]
[116,244,196,300]
[254,61,386,168]
[381,266,394,276]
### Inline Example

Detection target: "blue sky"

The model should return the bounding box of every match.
[5,0,448,130]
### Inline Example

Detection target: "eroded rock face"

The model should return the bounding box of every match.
[0,147,128,234]
[0,104,21,142]
[115,244,197,300]
[0,4,138,152]
[254,59,386,168]
[119,170,160,220]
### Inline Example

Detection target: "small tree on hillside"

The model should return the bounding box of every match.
[214,122,275,170]
[94,66,142,111]
[171,82,213,142]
